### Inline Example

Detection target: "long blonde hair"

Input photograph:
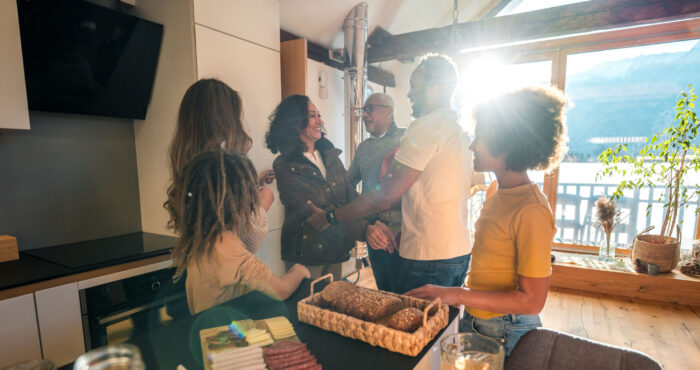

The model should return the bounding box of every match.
[169,78,252,182]
[164,151,260,280]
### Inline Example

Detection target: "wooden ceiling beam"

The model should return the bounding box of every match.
[280,30,396,87]
[367,0,700,63]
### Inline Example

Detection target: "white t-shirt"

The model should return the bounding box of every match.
[394,107,472,260]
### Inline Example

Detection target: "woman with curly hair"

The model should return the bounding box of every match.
[265,95,386,280]
[165,151,309,314]
[407,85,569,357]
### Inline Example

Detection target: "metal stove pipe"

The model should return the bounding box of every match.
[343,2,368,162]
[343,3,369,268]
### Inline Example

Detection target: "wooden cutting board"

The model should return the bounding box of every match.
[199,317,300,370]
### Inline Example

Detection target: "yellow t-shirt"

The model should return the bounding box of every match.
[186,232,274,314]
[466,183,556,319]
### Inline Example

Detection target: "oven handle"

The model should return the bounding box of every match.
[97,292,185,326]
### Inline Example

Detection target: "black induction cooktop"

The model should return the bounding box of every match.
[22,232,176,269]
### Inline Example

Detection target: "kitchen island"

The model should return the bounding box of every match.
[129,279,459,370]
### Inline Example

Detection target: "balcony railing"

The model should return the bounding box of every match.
[554,183,699,249]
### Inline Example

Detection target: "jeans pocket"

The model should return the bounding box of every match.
[471,317,506,344]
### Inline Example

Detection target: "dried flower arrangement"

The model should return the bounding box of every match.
[595,195,623,261]
[595,195,623,243]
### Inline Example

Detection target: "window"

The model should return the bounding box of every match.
[559,39,700,250]
[497,0,589,17]
[457,58,552,238]
[458,20,700,253]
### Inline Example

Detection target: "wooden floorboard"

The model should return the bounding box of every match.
[356,267,699,369]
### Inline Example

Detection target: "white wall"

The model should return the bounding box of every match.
[133,0,197,236]
[306,60,347,164]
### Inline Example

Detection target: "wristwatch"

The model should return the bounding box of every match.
[325,209,339,225]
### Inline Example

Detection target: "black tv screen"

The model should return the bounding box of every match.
[17,0,163,120]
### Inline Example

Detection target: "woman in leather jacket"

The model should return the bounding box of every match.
[265,95,383,280]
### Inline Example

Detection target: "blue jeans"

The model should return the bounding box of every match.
[367,247,400,292]
[395,254,470,294]
[459,311,542,358]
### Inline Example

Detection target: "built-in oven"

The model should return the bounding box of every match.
[79,268,188,350]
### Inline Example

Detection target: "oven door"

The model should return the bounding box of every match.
[80,268,188,350]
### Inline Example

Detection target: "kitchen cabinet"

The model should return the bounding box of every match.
[194,21,284,232]
[0,0,30,130]
[0,294,42,368]
[34,283,85,367]
[193,0,280,51]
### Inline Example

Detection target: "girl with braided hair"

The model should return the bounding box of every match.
[165,151,309,314]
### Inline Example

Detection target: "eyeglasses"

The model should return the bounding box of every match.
[361,104,391,114]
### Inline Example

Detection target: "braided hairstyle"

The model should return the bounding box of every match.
[164,151,260,280]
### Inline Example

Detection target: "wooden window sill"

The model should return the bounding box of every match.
[551,256,700,306]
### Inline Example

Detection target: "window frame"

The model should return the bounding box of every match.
[460,18,700,253]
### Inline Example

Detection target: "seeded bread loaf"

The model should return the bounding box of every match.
[319,281,403,322]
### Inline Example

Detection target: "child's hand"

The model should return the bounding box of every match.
[258,169,276,186]
[260,186,275,211]
[405,284,462,306]
[290,263,311,279]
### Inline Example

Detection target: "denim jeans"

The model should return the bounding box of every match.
[395,254,470,294]
[459,310,542,358]
[367,247,400,292]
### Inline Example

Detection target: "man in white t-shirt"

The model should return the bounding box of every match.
[307,54,473,293]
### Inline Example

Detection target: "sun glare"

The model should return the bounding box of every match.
[457,58,552,131]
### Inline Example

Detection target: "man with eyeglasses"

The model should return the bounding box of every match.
[347,93,405,292]
[308,54,473,294]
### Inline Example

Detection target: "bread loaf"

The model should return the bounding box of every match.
[319,281,403,322]
[388,307,423,332]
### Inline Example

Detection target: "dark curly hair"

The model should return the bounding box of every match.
[265,95,315,156]
[473,86,569,173]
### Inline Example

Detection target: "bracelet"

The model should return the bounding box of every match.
[325,209,339,225]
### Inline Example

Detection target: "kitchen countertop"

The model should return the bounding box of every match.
[129,279,459,370]
[0,232,176,292]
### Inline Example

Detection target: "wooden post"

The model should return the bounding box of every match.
[280,38,308,98]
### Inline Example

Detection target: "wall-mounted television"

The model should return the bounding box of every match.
[17,0,163,120]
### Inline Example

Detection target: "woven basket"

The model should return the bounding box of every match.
[632,226,681,273]
[297,274,449,357]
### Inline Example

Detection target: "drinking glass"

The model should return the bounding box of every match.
[440,333,505,370]
[73,344,145,370]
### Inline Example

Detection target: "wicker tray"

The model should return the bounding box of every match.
[297,274,449,357]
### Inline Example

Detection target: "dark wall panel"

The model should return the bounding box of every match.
[0,112,142,250]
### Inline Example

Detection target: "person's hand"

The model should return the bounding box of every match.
[366,221,397,254]
[258,169,275,187]
[306,201,329,230]
[260,186,274,211]
[405,284,462,306]
[289,263,311,279]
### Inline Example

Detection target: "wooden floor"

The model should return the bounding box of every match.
[355,267,700,370]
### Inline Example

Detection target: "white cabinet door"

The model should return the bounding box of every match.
[193,0,280,51]
[195,24,284,231]
[0,294,42,368]
[35,283,85,367]
[0,0,30,130]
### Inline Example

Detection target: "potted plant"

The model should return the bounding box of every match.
[597,85,699,272]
